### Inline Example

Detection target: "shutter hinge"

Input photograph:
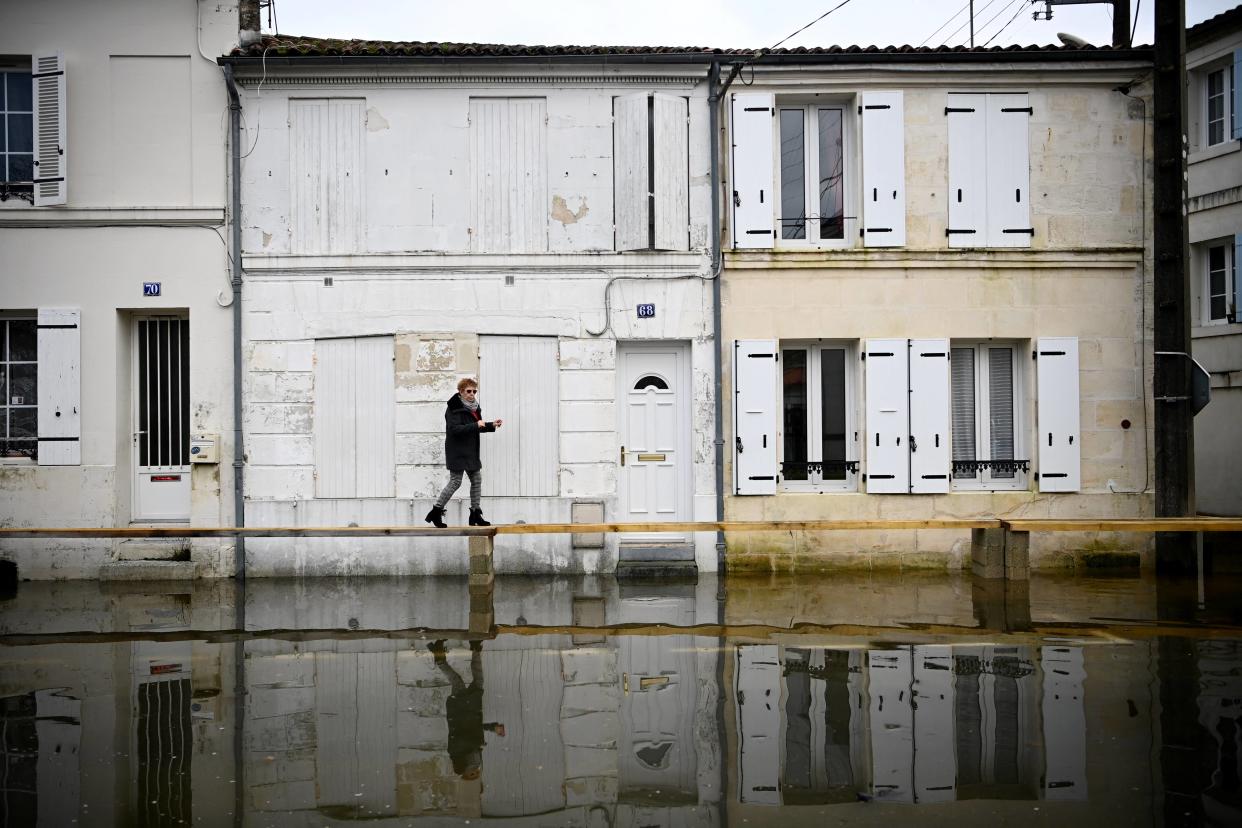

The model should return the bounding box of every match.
[945,229,977,236]
[945,107,975,114]
[1003,228,1036,235]
[1001,107,1034,114]
[863,104,892,110]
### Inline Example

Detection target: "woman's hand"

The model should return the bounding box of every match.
[493,418,503,428]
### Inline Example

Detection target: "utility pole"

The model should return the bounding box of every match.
[1032,0,1132,47]
[1152,0,1195,571]
[970,0,975,47]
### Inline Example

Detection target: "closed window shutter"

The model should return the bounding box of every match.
[909,339,950,493]
[864,338,909,493]
[314,336,394,497]
[950,346,977,476]
[480,336,559,496]
[1234,234,1241,317]
[353,336,395,498]
[985,94,1032,248]
[32,51,67,207]
[860,91,906,248]
[1234,50,1242,140]
[733,339,778,495]
[613,92,649,251]
[652,93,690,251]
[730,93,775,249]
[290,99,365,254]
[1036,337,1080,492]
[946,94,985,248]
[37,308,80,465]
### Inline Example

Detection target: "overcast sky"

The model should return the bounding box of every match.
[265,0,1237,50]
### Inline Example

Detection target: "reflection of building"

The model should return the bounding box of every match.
[731,643,1085,807]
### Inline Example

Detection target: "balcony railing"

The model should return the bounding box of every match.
[951,459,1030,475]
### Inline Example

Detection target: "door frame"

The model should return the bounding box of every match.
[615,340,693,543]
[130,314,191,523]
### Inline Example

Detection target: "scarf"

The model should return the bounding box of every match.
[460,393,480,413]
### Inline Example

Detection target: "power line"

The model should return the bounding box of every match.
[982,0,1032,46]
[942,0,1005,47]
[918,1,972,47]
[768,0,859,51]
[1131,0,1142,43]
[966,0,1027,47]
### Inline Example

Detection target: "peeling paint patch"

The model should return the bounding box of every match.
[366,107,390,132]
[551,195,589,225]
[261,231,272,248]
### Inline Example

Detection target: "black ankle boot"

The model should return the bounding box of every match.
[468,508,491,527]
[424,505,447,528]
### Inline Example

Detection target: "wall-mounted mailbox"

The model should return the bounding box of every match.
[190,433,219,464]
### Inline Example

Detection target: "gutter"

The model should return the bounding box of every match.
[223,64,246,581]
[708,60,746,572]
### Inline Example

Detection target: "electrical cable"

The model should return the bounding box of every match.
[943,0,1007,47]
[1131,0,1142,44]
[768,0,859,52]
[918,0,972,47]
[981,0,1032,47]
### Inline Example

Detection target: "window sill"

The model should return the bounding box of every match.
[1192,323,1242,338]
[1189,140,1240,164]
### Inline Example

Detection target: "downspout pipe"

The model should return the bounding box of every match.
[223,64,246,580]
[708,59,745,572]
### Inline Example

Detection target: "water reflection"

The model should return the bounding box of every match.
[0,574,1241,824]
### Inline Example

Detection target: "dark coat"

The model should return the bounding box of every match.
[444,393,495,472]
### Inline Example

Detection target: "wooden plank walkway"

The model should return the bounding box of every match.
[1,517,1240,539]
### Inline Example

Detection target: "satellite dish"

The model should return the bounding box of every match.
[1057,32,1091,48]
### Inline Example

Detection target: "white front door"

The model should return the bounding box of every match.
[132,317,191,522]
[617,343,691,538]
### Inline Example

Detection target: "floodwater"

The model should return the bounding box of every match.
[1,572,1240,827]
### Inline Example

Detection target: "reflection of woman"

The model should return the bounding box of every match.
[428,639,504,780]
[424,378,502,528]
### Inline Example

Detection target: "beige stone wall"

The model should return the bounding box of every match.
[722,78,1154,571]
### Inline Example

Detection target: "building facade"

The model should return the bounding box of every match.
[223,41,719,574]
[1187,6,1242,517]
[721,46,1156,569]
[0,0,239,579]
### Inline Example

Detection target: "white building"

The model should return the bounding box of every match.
[1187,5,1242,518]
[223,39,719,574]
[0,0,240,579]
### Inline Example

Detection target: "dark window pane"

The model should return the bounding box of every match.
[1209,244,1226,272]
[7,113,31,153]
[0,365,6,401]
[988,348,1015,478]
[9,364,35,405]
[820,348,847,479]
[9,320,35,360]
[779,109,806,240]
[9,154,33,182]
[1211,295,1227,320]
[6,73,32,112]
[817,108,844,240]
[782,349,808,480]
[10,407,35,439]
[951,347,977,479]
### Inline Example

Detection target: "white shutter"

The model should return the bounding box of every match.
[733,339,778,495]
[1234,234,1241,316]
[613,92,649,251]
[315,338,360,498]
[1233,50,1242,140]
[652,93,690,251]
[860,91,906,248]
[1036,337,1080,492]
[985,94,1032,248]
[480,336,559,496]
[1042,647,1088,800]
[909,339,950,493]
[864,339,909,493]
[470,98,548,254]
[290,99,365,254]
[32,51,67,207]
[736,645,781,805]
[946,94,986,248]
[730,93,775,249]
[353,336,394,498]
[37,308,80,465]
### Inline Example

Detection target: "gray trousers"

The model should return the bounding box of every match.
[435,469,483,510]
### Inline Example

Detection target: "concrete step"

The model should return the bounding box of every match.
[114,538,190,562]
[99,561,196,581]
[617,543,695,562]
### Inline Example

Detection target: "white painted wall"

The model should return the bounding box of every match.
[0,0,238,578]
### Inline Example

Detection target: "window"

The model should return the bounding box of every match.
[0,70,33,202]
[780,343,857,490]
[470,98,547,253]
[778,106,846,242]
[1203,240,1238,324]
[613,93,689,251]
[1205,64,1235,148]
[0,316,37,459]
[946,93,1032,248]
[731,91,904,250]
[289,98,365,254]
[950,342,1027,490]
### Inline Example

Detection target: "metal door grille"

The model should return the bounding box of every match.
[137,319,190,467]
[136,678,191,826]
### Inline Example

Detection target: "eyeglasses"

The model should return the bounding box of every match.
[463,389,478,394]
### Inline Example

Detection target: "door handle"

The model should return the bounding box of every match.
[910,435,918,452]
[620,446,625,467]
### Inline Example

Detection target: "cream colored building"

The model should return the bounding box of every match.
[721,46,1155,569]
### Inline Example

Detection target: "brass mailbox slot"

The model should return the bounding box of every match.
[639,676,670,690]
[636,453,666,462]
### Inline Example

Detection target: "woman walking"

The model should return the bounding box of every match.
[425,378,502,528]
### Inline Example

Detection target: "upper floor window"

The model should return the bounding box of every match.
[1205,64,1235,148]
[1202,238,1238,325]
[1,70,33,202]
[289,98,365,254]
[946,93,1032,249]
[731,90,904,250]
[470,97,548,254]
[613,93,689,252]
